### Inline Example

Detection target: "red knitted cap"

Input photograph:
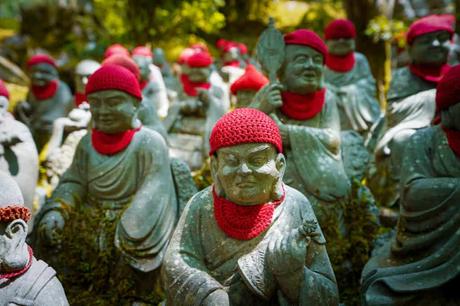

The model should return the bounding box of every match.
[223,41,239,53]
[209,108,282,155]
[407,15,454,45]
[0,80,9,99]
[27,54,56,68]
[187,51,213,68]
[216,38,228,50]
[104,43,130,59]
[190,42,209,53]
[325,19,356,40]
[284,29,328,61]
[86,64,142,101]
[239,43,248,55]
[436,64,460,111]
[177,48,195,65]
[230,65,268,94]
[132,46,153,58]
[102,54,141,81]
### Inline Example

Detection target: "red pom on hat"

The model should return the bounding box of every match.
[187,51,213,68]
[132,46,153,58]
[230,65,268,95]
[284,29,328,62]
[407,15,454,45]
[0,80,9,99]
[102,54,141,81]
[324,19,356,40]
[27,54,57,68]
[209,108,282,155]
[436,64,460,111]
[104,43,130,59]
[85,64,142,101]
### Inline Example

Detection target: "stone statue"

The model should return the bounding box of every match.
[361,64,460,306]
[0,171,68,306]
[230,64,268,108]
[324,19,381,138]
[33,65,179,304]
[166,51,228,170]
[0,79,38,223]
[14,54,73,153]
[103,43,130,59]
[219,41,245,85]
[163,108,338,305]
[153,47,182,103]
[132,46,170,118]
[102,54,168,140]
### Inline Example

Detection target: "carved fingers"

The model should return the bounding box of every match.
[38,211,65,247]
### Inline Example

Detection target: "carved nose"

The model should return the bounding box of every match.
[238,163,251,174]
[432,39,441,47]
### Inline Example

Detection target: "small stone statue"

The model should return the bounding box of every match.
[0,171,68,306]
[230,64,268,108]
[163,108,338,305]
[219,41,245,84]
[361,63,460,306]
[324,19,381,138]
[34,65,179,304]
[14,54,73,152]
[103,43,130,59]
[166,51,228,170]
[0,79,38,222]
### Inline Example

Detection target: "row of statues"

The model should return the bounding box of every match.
[0,13,458,306]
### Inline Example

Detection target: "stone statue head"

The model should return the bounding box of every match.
[27,54,58,87]
[280,29,327,94]
[324,19,356,56]
[153,48,166,67]
[186,52,213,83]
[236,90,257,108]
[231,65,269,108]
[0,171,30,272]
[407,15,454,66]
[85,65,142,134]
[436,64,460,130]
[132,46,154,81]
[222,45,241,64]
[210,108,285,206]
[75,59,100,94]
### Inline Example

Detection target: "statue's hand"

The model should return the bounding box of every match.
[202,289,230,306]
[266,228,310,276]
[38,211,65,247]
[252,82,283,114]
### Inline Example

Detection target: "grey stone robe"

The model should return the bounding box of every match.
[163,185,338,306]
[361,125,460,305]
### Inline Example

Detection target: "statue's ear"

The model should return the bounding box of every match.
[210,154,223,196]
[276,153,286,180]
[5,219,27,241]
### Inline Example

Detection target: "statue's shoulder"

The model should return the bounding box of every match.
[183,186,213,216]
[134,127,168,151]
[354,52,369,64]
[284,185,316,218]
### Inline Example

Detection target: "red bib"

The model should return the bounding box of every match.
[280,88,326,120]
[212,187,285,240]
[180,74,211,97]
[223,60,241,67]
[31,80,58,100]
[409,63,450,84]
[326,52,355,72]
[91,127,141,156]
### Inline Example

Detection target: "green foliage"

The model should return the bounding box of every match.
[296,0,345,34]
[365,15,407,43]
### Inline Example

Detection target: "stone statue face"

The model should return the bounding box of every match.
[441,103,460,130]
[0,220,28,271]
[29,63,58,86]
[409,30,451,65]
[223,47,241,63]
[153,48,166,67]
[133,55,152,81]
[280,45,324,94]
[187,67,211,83]
[326,38,355,56]
[211,143,285,206]
[236,90,257,108]
[87,90,139,133]
[0,96,9,118]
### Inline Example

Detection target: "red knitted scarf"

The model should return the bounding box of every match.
[75,92,86,107]
[326,52,355,72]
[180,74,211,97]
[0,246,33,280]
[442,126,460,156]
[224,60,241,67]
[31,80,58,100]
[212,186,285,240]
[280,88,326,120]
[409,63,450,84]
[91,127,141,155]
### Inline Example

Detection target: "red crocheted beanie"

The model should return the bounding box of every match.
[0,80,9,99]
[407,15,454,45]
[132,46,153,58]
[436,64,460,111]
[86,64,142,101]
[284,29,328,62]
[27,54,57,68]
[230,65,268,94]
[238,43,248,55]
[209,108,282,155]
[324,19,356,40]
[177,48,195,65]
[102,54,141,81]
[187,51,213,68]
[104,43,130,59]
